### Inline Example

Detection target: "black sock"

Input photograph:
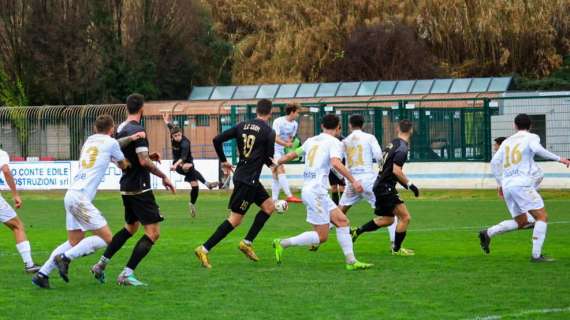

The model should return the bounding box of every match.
[195,170,207,184]
[103,228,132,259]
[332,191,340,205]
[190,186,199,204]
[244,211,271,242]
[126,235,154,270]
[393,231,407,252]
[203,220,234,251]
[357,220,381,235]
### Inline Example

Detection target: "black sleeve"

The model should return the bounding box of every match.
[180,140,190,163]
[264,130,276,167]
[213,125,238,163]
[393,147,408,167]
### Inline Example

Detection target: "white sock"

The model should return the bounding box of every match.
[122,267,134,277]
[526,214,536,224]
[39,241,72,276]
[281,231,320,248]
[532,221,547,259]
[271,178,280,200]
[388,218,398,244]
[64,236,107,260]
[336,227,356,264]
[487,220,518,238]
[278,174,293,197]
[16,241,34,267]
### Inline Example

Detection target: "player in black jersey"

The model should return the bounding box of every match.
[329,135,346,205]
[351,120,420,256]
[91,93,175,286]
[195,99,277,268]
[162,113,217,217]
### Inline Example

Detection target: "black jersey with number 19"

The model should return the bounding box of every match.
[213,118,276,186]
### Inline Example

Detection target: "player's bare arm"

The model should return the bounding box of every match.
[117,132,146,148]
[275,136,293,148]
[331,157,363,193]
[137,151,175,193]
[394,164,419,197]
[1,164,21,208]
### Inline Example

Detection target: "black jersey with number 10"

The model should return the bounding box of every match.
[213,118,276,186]
[377,138,409,187]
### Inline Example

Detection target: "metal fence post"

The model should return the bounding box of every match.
[483,98,492,161]
[230,104,238,164]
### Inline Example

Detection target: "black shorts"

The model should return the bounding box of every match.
[122,191,164,225]
[373,183,404,217]
[228,181,270,215]
[176,167,198,183]
[328,171,346,186]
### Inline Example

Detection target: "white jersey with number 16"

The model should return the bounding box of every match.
[70,134,125,201]
[491,131,559,190]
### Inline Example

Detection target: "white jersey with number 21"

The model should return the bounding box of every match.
[70,134,125,201]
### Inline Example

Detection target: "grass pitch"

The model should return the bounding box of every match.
[1,189,570,319]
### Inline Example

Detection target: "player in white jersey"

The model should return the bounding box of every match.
[479,114,570,262]
[335,115,399,249]
[272,114,373,270]
[0,149,40,273]
[33,115,144,288]
[493,137,537,229]
[271,103,302,203]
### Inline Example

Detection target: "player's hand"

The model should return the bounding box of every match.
[130,132,146,141]
[221,161,234,175]
[182,163,193,171]
[497,186,504,198]
[162,113,170,124]
[352,180,364,193]
[285,142,293,148]
[408,184,420,197]
[13,194,22,209]
[162,177,176,194]
[559,157,570,168]
[149,152,161,164]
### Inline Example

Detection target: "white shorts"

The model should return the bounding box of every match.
[503,186,544,218]
[64,190,107,231]
[273,149,285,161]
[339,175,376,208]
[0,194,17,223]
[302,189,337,225]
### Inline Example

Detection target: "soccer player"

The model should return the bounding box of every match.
[32,115,144,289]
[194,99,277,268]
[271,103,302,203]
[350,120,420,256]
[91,94,176,286]
[272,114,373,270]
[337,115,398,250]
[479,114,570,261]
[162,113,217,217]
[0,149,39,273]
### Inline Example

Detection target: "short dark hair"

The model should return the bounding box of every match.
[94,114,115,133]
[349,114,364,128]
[322,114,340,130]
[256,99,272,116]
[285,103,299,115]
[126,93,144,114]
[170,126,182,136]
[494,137,506,145]
[514,113,531,130]
[399,119,413,133]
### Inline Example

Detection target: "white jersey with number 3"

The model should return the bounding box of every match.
[70,134,125,201]
[301,133,343,193]
[342,129,382,177]
[491,131,559,190]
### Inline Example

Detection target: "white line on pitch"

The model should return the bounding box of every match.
[465,306,570,320]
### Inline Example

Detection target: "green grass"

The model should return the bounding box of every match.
[1,190,570,319]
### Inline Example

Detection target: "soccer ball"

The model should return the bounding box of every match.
[274,200,289,213]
